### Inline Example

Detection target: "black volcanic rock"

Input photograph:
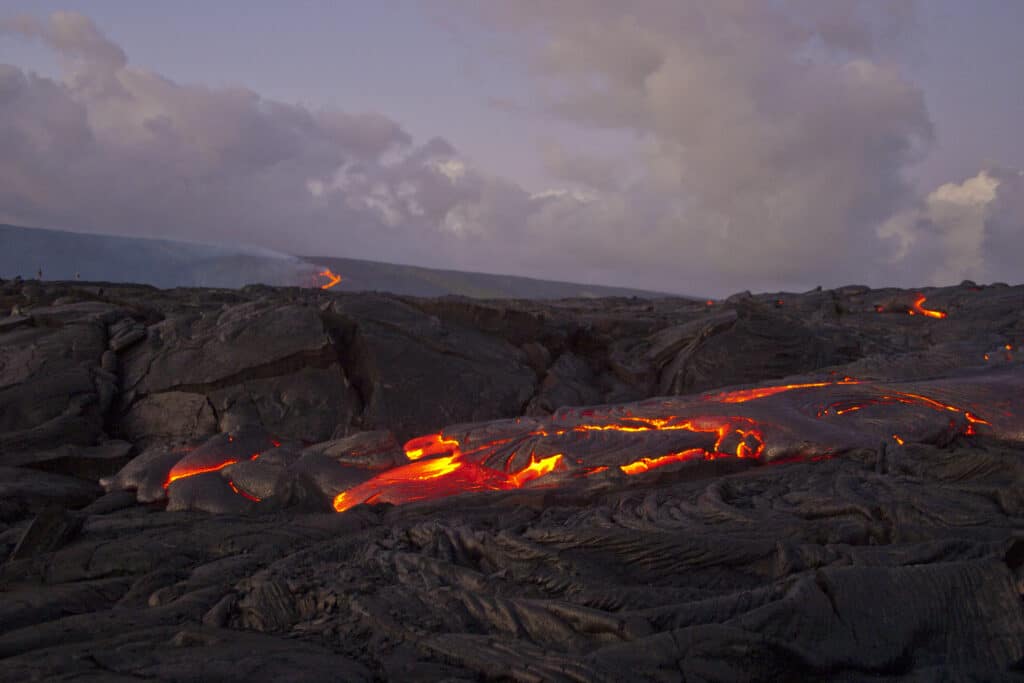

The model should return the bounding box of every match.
[0,277,1022,680]
[325,294,538,440]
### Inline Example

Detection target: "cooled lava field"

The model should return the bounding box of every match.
[0,276,1022,681]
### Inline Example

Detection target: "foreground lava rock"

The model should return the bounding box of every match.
[0,277,1022,680]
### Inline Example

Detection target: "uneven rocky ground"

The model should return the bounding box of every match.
[0,277,1022,681]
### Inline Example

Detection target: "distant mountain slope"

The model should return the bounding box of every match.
[0,224,678,298]
[0,224,312,289]
[302,255,674,299]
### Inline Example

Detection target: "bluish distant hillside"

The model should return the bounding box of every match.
[0,223,675,298]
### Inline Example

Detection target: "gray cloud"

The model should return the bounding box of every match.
[461,1,946,292]
[0,12,476,270]
[1,8,1020,295]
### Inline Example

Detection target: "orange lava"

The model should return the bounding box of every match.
[228,480,262,503]
[319,268,342,290]
[818,391,989,443]
[164,459,238,488]
[333,415,767,511]
[620,448,705,475]
[404,433,460,460]
[332,449,566,512]
[705,379,859,404]
[892,434,905,445]
[910,294,947,319]
[509,453,565,486]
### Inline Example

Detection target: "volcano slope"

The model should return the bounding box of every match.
[0,277,1022,681]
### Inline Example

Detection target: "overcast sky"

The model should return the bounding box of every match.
[1,1,1022,295]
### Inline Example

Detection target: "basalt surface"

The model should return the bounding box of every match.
[0,277,1022,681]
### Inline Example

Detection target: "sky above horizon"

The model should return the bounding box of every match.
[1,1,1022,295]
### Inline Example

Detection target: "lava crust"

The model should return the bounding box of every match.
[0,277,1022,681]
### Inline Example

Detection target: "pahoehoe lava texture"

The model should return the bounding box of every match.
[0,277,1022,681]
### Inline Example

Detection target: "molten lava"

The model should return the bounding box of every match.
[158,376,1008,514]
[910,294,947,319]
[620,449,706,475]
[705,379,858,404]
[404,433,460,460]
[332,449,566,512]
[164,459,239,488]
[319,268,342,290]
[228,480,262,503]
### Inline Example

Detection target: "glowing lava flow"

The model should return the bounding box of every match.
[319,269,342,290]
[333,415,767,512]
[817,390,990,432]
[164,459,239,488]
[332,448,565,512]
[704,378,858,404]
[909,294,947,319]
[228,480,262,503]
[403,433,460,460]
[620,448,706,475]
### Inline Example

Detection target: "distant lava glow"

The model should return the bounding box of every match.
[318,268,342,290]
[874,294,947,319]
[910,294,947,319]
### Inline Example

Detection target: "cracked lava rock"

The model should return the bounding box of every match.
[0,277,1022,681]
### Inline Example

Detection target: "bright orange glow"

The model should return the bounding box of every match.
[620,449,705,475]
[984,354,990,361]
[332,449,565,512]
[164,459,238,488]
[151,380,1000,513]
[1006,344,1014,351]
[403,433,460,460]
[910,294,947,319]
[818,390,989,442]
[509,453,565,487]
[319,268,342,290]
[706,379,859,404]
[705,300,715,306]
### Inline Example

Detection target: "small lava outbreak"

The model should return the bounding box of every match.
[318,268,342,289]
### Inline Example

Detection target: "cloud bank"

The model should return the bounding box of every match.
[1,7,1020,295]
